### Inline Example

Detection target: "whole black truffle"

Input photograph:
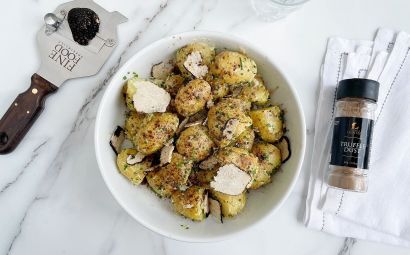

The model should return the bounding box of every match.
[67,8,100,46]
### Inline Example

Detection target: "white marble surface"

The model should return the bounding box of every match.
[1,0,410,254]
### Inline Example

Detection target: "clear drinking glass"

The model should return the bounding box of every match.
[251,0,310,22]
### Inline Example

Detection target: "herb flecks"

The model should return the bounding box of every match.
[180,224,190,229]
[123,72,139,81]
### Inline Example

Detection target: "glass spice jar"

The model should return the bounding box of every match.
[327,79,379,192]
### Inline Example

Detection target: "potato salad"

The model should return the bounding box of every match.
[109,42,291,223]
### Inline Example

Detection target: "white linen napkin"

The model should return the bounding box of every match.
[304,28,410,247]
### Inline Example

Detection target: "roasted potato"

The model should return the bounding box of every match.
[124,111,146,140]
[188,168,218,188]
[133,113,179,155]
[252,142,281,175]
[233,127,255,151]
[171,186,208,221]
[176,42,215,79]
[207,98,252,148]
[163,74,185,96]
[209,78,229,100]
[175,79,212,117]
[116,149,151,186]
[215,147,259,183]
[122,78,138,111]
[237,77,269,105]
[248,167,270,189]
[210,190,246,217]
[211,51,257,85]
[176,125,214,162]
[250,106,284,143]
[146,153,193,197]
[249,142,281,189]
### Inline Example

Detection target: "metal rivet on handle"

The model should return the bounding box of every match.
[32,88,38,95]
[44,13,63,35]
[0,132,8,145]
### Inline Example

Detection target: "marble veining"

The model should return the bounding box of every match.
[0,140,48,194]
[1,0,410,254]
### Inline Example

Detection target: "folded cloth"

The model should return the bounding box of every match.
[304,28,410,247]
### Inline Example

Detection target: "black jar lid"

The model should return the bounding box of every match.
[337,78,380,102]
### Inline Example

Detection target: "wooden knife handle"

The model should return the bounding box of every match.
[0,74,58,154]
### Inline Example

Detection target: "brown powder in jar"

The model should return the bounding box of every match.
[327,79,379,192]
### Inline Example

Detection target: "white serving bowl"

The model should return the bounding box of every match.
[95,31,306,242]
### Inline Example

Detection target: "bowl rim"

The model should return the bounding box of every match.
[94,30,306,243]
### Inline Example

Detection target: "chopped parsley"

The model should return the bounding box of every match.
[180,224,190,229]
[123,72,139,81]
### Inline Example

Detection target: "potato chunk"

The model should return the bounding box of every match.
[163,74,185,96]
[233,127,255,151]
[124,111,146,140]
[207,98,252,148]
[210,190,246,217]
[215,147,259,185]
[250,106,284,143]
[208,78,229,100]
[188,168,218,188]
[176,42,215,79]
[211,51,257,85]
[171,186,208,221]
[237,77,269,105]
[249,142,281,189]
[146,153,193,197]
[122,80,137,111]
[116,149,151,186]
[176,125,214,162]
[175,79,212,117]
[133,113,179,155]
[252,142,281,175]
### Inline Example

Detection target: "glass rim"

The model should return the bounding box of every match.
[270,0,310,6]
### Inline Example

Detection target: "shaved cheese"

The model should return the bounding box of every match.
[151,61,174,80]
[126,152,145,165]
[222,118,240,140]
[160,144,174,165]
[183,51,208,78]
[210,164,251,195]
[132,80,171,113]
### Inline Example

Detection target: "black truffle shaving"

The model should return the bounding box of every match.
[208,197,223,223]
[68,8,100,45]
[276,136,291,163]
[109,126,125,155]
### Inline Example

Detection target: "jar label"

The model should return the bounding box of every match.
[330,117,373,169]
